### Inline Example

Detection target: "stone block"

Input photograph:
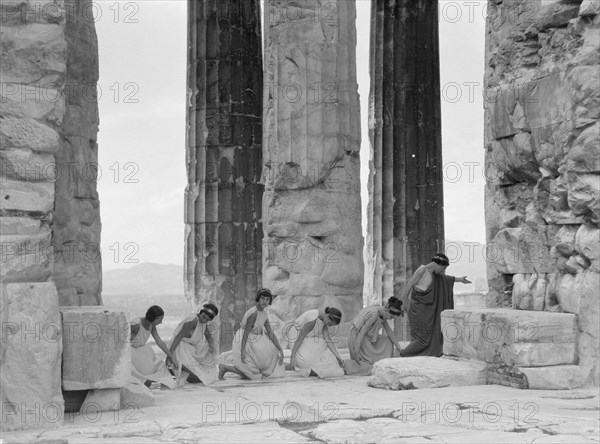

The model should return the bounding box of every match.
[0,117,60,153]
[0,83,64,125]
[442,309,578,366]
[0,149,55,182]
[120,378,155,410]
[368,356,488,390]
[0,218,53,283]
[490,226,555,274]
[61,307,130,390]
[520,365,588,390]
[80,388,120,413]
[567,172,600,220]
[575,224,600,272]
[0,23,66,85]
[0,178,54,213]
[0,282,63,431]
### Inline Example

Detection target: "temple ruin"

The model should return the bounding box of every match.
[1,0,598,433]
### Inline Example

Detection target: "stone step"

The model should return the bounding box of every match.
[368,356,488,390]
[441,309,578,366]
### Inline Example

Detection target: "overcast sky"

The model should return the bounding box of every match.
[95,0,486,271]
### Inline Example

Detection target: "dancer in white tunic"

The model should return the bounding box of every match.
[130,305,178,389]
[169,303,219,385]
[290,307,345,378]
[218,289,285,380]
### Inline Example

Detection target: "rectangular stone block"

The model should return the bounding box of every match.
[61,307,130,390]
[520,365,588,390]
[0,178,54,213]
[1,282,63,432]
[442,309,578,366]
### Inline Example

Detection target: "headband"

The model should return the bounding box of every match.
[433,255,449,266]
[200,305,218,319]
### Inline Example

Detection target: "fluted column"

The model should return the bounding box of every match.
[368,0,444,333]
[185,0,263,351]
[262,0,364,343]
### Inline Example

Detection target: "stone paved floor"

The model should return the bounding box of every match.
[2,371,599,443]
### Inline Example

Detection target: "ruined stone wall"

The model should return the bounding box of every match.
[262,0,364,337]
[484,0,599,384]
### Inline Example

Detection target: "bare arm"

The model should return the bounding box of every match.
[241,313,258,362]
[353,316,377,363]
[290,321,316,366]
[322,325,343,366]
[382,319,403,352]
[151,326,176,364]
[204,324,216,354]
[399,266,427,302]
[169,319,196,354]
[264,320,284,364]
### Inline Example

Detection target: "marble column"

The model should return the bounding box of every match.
[262,0,364,343]
[368,0,444,332]
[185,0,264,351]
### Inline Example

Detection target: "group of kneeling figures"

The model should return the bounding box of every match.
[130,254,470,388]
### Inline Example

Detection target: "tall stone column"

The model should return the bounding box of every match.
[263,0,364,344]
[185,0,264,351]
[367,0,444,328]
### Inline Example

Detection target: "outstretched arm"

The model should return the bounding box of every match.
[264,319,284,365]
[290,321,315,367]
[169,319,196,354]
[204,324,216,355]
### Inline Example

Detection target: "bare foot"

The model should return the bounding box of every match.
[218,364,226,380]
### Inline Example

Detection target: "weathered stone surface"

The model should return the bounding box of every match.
[120,378,155,410]
[0,282,63,431]
[442,309,578,366]
[0,116,60,153]
[567,173,600,220]
[263,0,364,325]
[575,224,600,271]
[80,388,120,413]
[0,218,53,283]
[368,357,487,390]
[0,23,66,85]
[0,178,54,213]
[512,273,547,311]
[51,0,102,306]
[0,149,55,182]
[61,307,130,390]
[0,84,64,124]
[184,0,263,351]
[567,125,600,173]
[520,365,588,390]
[491,226,554,274]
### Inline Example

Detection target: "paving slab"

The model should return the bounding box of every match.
[2,372,598,443]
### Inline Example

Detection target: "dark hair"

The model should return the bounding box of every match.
[386,296,403,313]
[324,307,342,325]
[145,305,164,322]
[200,303,219,320]
[432,253,450,267]
[255,288,273,304]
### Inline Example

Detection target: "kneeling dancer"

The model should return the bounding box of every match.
[218,289,285,380]
[290,307,345,378]
[169,303,219,385]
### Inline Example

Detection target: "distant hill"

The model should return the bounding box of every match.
[102,262,184,296]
